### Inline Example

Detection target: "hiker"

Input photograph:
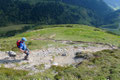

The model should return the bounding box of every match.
[17,37,30,60]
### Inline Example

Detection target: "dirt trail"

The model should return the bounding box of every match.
[0,42,117,73]
[33,38,116,49]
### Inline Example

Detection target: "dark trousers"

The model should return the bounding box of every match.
[24,48,30,59]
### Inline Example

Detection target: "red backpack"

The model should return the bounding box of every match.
[17,40,22,48]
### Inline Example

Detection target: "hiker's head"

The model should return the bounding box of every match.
[21,37,27,42]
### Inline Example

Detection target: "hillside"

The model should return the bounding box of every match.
[100,9,120,35]
[62,0,113,16]
[0,24,120,80]
[105,9,120,24]
[0,0,97,26]
[21,0,113,16]
[103,0,120,10]
[0,0,120,79]
[0,24,120,51]
[0,0,113,27]
[1,0,119,37]
[0,0,117,36]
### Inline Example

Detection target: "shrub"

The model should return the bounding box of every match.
[0,67,29,79]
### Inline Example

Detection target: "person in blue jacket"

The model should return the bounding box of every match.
[19,37,30,60]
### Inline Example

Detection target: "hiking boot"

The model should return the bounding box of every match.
[23,58,28,60]
[23,56,28,60]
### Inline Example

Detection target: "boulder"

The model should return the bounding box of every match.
[75,51,90,59]
[6,51,16,57]
[75,51,94,60]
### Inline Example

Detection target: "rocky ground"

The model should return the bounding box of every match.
[0,41,117,74]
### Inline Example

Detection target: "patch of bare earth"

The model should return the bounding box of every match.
[0,42,117,74]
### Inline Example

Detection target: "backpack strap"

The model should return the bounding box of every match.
[17,40,23,48]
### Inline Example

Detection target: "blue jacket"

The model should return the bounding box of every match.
[19,41,27,50]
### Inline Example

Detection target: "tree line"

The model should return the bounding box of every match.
[0,0,109,27]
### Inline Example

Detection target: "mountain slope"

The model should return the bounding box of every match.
[105,9,120,24]
[20,0,114,25]
[103,0,120,10]
[0,0,114,27]
[0,24,120,80]
[100,9,120,35]
[62,0,113,16]
[0,0,100,26]
[20,0,113,16]
[0,24,120,51]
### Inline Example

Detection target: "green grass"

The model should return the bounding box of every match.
[0,24,120,51]
[100,23,120,35]
[16,24,120,45]
[0,67,29,80]
[22,49,120,80]
[106,29,120,35]
[0,24,31,34]
[0,37,66,51]
[0,49,120,80]
[0,24,120,79]
[19,50,120,80]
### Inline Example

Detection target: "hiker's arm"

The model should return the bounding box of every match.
[19,48,25,53]
[19,43,26,53]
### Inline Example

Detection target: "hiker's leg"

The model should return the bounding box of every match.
[24,49,29,60]
[26,48,30,56]
[24,53,29,60]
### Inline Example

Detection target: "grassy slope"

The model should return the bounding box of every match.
[0,67,28,80]
[24,49,120,80]
[17,24,120,45]
[0,24,120,51]
[1,49,120,80]
[0,24,31,34]
[100,24,120,35]
[103,28,120,35]
[0,24,120,79]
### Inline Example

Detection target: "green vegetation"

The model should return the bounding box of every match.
[102,10,120,35]
[104,0,120,10]
[0,0,95,26]
[47,49,120,80]
[0,24,29,32]
[0,24,34,37]
[6,49,120,80]
[1,49,120,80]
[0,24,120,51]
[20,0,58,4]
[0,0,119,79]
[0,0,119,36]
[16,24,120,45]
[0,67,28,80]
[104,9,120,24]
[0,0,113,28]
[0,24,32,36]
[0,0,119,35]
[102,28,120,35]
[99,23,120,35]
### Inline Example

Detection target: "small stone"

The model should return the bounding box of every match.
[75,52,82,55]
[61,53,67,56]
[75,52,85,58]
[52,62,58,66]
[45,64,51,69]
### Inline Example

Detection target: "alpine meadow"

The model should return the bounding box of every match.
[0,0,120,80]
